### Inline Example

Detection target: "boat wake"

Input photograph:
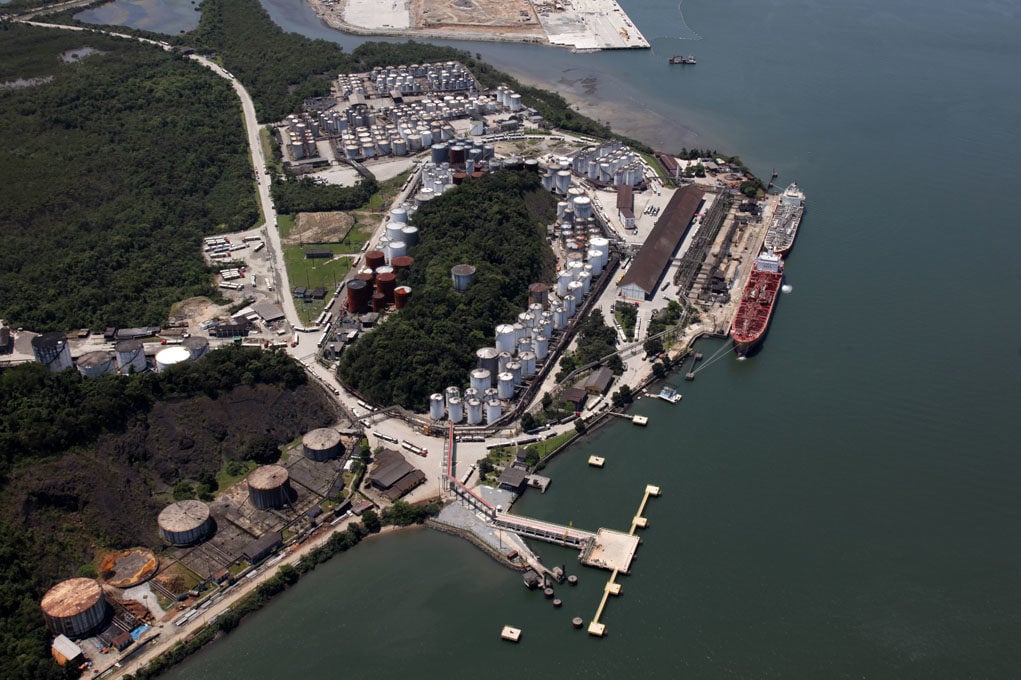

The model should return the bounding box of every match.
[781,284,793,294]
[736,355,747,361]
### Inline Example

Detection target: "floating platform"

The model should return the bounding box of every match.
[588,455,605,467]
[654,386,683,404]
[501,625,522,642]
[631,415,649,426]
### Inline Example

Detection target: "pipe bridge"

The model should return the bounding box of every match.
[493,513,596,549]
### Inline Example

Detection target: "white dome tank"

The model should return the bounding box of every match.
[564,294,578,317]
[429,393,445,420]
[498,351,513,373]
[466,398,483,425]
[587,249,604,274]
[516,337,532,355]
[447,397,464,423]
[519,351,537,379]
[390,207,408,223]
[512,322,527,343]
[495,324,516,354]
[486,399,502,423]
[557,270,572,296]
[539,313,553,338]
[497,372,515,399]
[579,270,592,295]
[534,335,550,360]
[444,386,460,408]
[400,225,419,246]
[155,346,191,372]
[77,350,115,378]
[470,368,491,394]
[553,306,568,330]
[572,195,592,220]
[386,222,405,241]
[568,280,585,302]
[387,240,408,262]
[506,361,522,385]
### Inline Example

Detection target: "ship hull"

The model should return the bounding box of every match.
[730,255,784,356]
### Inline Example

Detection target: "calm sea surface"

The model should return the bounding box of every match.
[78,0,1021,675]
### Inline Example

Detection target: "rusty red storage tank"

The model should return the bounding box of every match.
[391,255,414,272]
[375,272,397,303]
[371,292,386,312]
[394,286,412,310]
[365,250,386,271]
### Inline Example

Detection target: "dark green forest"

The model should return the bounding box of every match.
[556,309,624,380]
[271,175,378,214]
[0,346,318,680]
[0,25,257,331]
[338,171,556,408]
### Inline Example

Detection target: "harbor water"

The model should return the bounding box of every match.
[86,0,1021,675]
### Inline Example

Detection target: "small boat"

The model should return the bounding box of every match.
[655,386,683,404]
[588,455,605,468]
[669,55,696,65]
[501,625,522,642]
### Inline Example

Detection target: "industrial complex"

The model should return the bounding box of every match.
[5,57,789,675]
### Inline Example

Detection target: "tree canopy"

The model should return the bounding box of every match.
[338,171,555,408]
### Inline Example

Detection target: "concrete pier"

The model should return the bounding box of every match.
[587,485,660,637]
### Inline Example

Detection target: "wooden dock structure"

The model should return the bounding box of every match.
[587,484,661,637]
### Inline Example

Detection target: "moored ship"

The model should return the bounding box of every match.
[762,182,805,255]
[731,252,784,355]
[668,55,696,65]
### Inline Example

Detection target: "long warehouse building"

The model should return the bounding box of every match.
[617,185,705,300]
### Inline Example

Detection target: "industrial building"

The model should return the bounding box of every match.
[242,531,283,564]
[369,449,426,501]
[302,428,343,462]
[158,499,214,546]
[617,185,706,300]
[31,332,72,372]
[247,464,295,509]
[40,578,109,638]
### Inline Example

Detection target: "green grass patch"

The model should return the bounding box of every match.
[216,459,258,491]
[283,246,353,324]
[532,430,578,459]
[277,213,295,238]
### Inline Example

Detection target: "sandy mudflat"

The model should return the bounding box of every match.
[344,0,410,29]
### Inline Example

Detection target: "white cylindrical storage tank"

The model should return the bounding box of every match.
[555,170,572,194]
[466,398,483,425]
[390,207,408,224]
[557,270,572,296]
[445,385,460,408]
[556,201,568,221]
[400,225,419,245]
[533,333,550,359]
[509,93,523,112]
[590,236,610,259]
[248,464,293,509]
[183,336,209,361]
[303,427,343,461]
[539,313,553,338]
[77,350,115,378]
[564,294,578,317]
[484,387,499,401]
[506,361,522,385]
[498,351,513,373]
[497,372,515,399]
[568,280,585,302]
[516,337,532,355]
[519,351,537,378]
[155,345,191,372]
[512,322,527,344]
[41,579,109,638]
[470,368,491,394]
[464,387,479,402]
[386,221,405,241]
[387,240,407,262]
[518,312,535,329]
[115,339,147,374]
[495,324,516,354]
[447,397,464,423]
[158,500,213,546]
[393,138,408,155]
[541,171,554,191]
[430,393,445,420]
[486,399,502,423]
[528,302,544,319]
[572,196,592,220]
[579,270,592,295]
[476,347,499,379]
[553,305,568,330]
[587,249,604,274]
[567,260,585,280]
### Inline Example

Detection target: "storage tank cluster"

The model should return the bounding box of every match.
[571,142,645,187]
[32,332,73,373]
[158,499,214,546]
[493,85,524,112]
[302,427,343,462]
[40,578,109,638]
[369,62,478,97]
[348,248,415,313]
[281,115,318,161]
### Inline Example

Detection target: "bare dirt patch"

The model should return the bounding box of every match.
[169,296,226,326]
[100,548,159,588]
[412,0,539,30]
[285,211,355,245]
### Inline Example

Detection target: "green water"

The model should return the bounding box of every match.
[149,0,1021,675]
